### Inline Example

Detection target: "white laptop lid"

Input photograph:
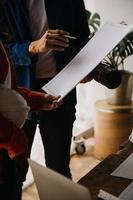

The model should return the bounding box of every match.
[29,159,92,200]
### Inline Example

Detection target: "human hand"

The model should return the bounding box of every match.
[29,29,70,54]
[80,74,93,84]
[41,94,63,110]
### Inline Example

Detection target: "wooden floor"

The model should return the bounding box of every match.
[22,137,100,200]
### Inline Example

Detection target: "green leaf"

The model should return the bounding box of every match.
[86,10,101,33]
[104,29,133,69]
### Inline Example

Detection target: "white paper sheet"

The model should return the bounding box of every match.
[119,182,133,200]
[98,189,121,200]
[42,21,133,100]
[111,153,133,179]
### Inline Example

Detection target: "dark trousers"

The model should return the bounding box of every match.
[24,101,76,178]
[0,150,27,200]
[24,78,76,178]
[0,80,76,200]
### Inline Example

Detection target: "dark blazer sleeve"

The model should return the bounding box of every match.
[73,0,90,50]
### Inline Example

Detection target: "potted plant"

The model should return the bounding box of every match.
[86,11,133,105]
[86,9,101,38]
[103,25,133,105]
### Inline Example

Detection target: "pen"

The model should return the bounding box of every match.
[64,35,77,40]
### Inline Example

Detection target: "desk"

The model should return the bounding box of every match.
[94,100,133,159]
[78,141,133,200]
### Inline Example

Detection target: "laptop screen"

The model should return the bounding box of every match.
[29,159,92,200]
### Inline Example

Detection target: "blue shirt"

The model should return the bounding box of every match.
[4,0,35,89]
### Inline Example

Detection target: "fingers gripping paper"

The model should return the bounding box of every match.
[42,21,133,100]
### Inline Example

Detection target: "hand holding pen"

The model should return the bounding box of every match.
[29,29,76,54]
[64,35,77,40]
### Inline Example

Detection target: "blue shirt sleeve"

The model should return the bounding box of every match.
[8,42,31,66]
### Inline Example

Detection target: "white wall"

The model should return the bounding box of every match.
[94,0,133,24]
[73,0,133,136]
[84,0,133,24]
[84,0,96,13]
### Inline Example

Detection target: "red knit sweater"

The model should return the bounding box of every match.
[0,42,45,158]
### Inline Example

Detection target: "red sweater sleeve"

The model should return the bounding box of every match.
[16,87,45,111]
[0,44,28,158]
[11,65,45,111]
[0,113,28,158]
[0,44,45,112]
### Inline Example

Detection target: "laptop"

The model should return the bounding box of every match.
[29,159,92,200]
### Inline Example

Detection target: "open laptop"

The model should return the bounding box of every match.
[29,159,92,200]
